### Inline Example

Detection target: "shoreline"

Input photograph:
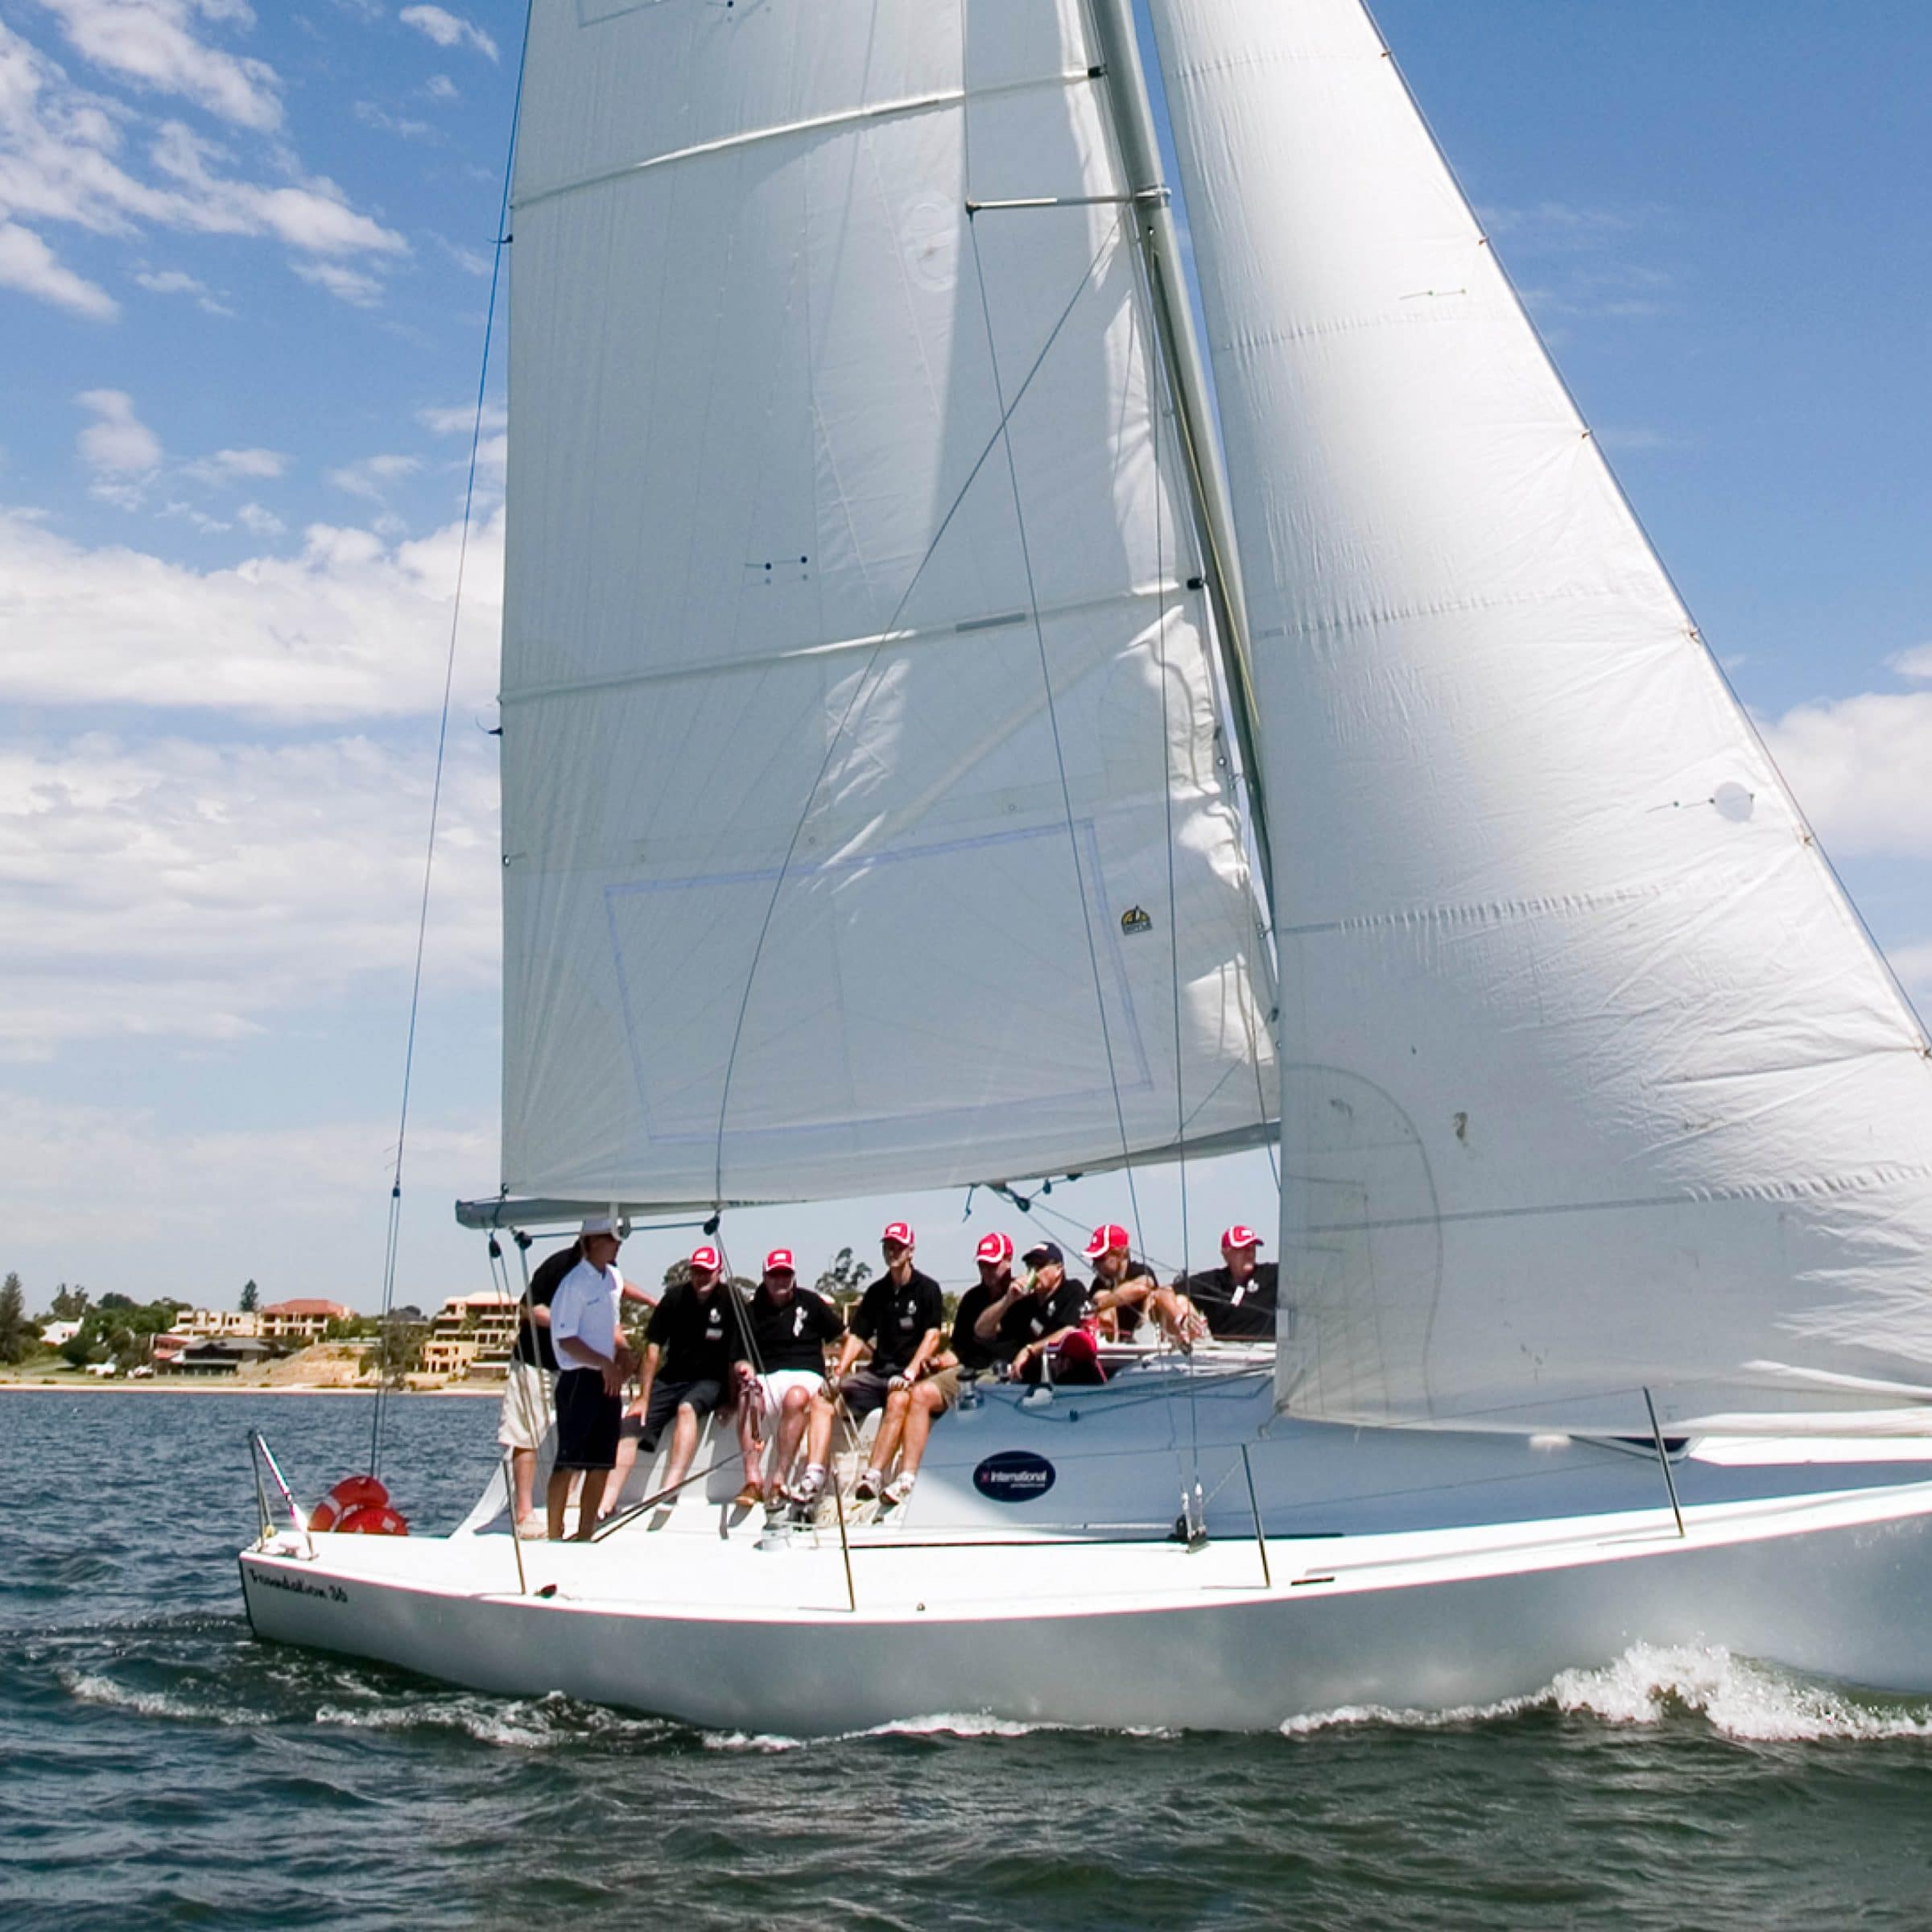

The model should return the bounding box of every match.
[0,1378,497,1397]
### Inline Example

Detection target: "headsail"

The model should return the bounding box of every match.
[499,1,1274,1210]
[1150,0,1932,1432]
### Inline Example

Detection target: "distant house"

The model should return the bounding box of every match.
[259,1298,355,1343]
[167,1337,278,1376]
[38,1319,83,1348]
[421,1293,520,1380]
[180,1308,263,1339]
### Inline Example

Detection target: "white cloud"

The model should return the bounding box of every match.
[204,444,283,477]
[423,72,456,101]
[34,0,283,131]
[1886,941,1932,1001]
[416,400,505,436]
[0,214,114,316]
[234,498,284,536]
[328,451,420,500]
[398,5,497,61]
[291,256,383,305]
[0,728,498,1058]
[1889,643,1932,682]
[432,232,489,276]
[131,262,229,312]
[0,22,405,298]
[1763,689,1932,860]
[0,1092,493,1305]
[75,385,162,472]
[353,97,432,142]
[0,504,502,718]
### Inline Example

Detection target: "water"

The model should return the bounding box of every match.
[6,1392,1932,1930]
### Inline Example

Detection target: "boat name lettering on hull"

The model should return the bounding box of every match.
[972,1451,1056,1503]
[245,1565,349,1604]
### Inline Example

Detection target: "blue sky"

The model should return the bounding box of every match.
[1,1,1927,1315]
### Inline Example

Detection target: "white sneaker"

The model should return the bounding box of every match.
[854,1468,884,1501]
[881,1473,916,1507]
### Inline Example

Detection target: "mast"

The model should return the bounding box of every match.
[1083,0,1274,924]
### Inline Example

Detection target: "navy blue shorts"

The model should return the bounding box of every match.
[553,1368,621,1472]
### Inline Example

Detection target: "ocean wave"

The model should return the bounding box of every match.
[315,1690,679,1751]
[1279,1643,1932,1745]
[60,1669,270,1728]
[702,1712,1179,1752]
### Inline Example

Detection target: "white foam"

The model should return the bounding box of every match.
[61,1670,264,1728]
[1279,1644,1932,1745]
[702,1712,1177,1751]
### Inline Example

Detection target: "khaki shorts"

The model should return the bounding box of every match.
[921,1365,961,1410]
[496,1359,554,1451]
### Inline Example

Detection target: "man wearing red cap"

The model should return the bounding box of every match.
[614,1242,748,1509]
[1177,1225,1278,1340]
[730,1247,844,1506]
[980,1241,1107,1385]
[795,1221,943,1509]
[1084,1223,1204,1348]
[865,1230,1021,1509]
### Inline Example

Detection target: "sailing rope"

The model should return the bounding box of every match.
[368,3,534,1478]
[964,206,1148,1260]
[707,221,1125,1212]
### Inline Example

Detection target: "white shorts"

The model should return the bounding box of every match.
[754,1368,824,1418]
[497,1359,555,1451]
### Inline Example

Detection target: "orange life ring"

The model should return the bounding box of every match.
[308,1473,394,1533]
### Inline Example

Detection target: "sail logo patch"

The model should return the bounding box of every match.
[1119,906,1152,935]
[972,1451,1056,1504]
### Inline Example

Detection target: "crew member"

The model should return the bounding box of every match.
[876,1231,1019,1507]
[795,1220,943,1509]
[983,1240,1105,1385]
[1084,1223,1203,1346]
[732,1247,843,1507]
[619,1242,743,1509]
[543,1216,635,1541]
[1179,1224,1278,1340]
[501,1235,656,1538]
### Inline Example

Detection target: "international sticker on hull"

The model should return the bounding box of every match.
[972,1450,1056,1504]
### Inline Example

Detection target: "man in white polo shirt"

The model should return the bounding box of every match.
[543,1216,636,1541]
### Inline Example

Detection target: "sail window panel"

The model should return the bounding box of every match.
[1153,0,1932,1432]
[502,593,1273,1204]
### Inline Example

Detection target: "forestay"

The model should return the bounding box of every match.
[500,1,1274,1208]
[1151,0,1932,1433]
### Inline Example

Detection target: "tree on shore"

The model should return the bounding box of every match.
[240,1279,259,1313]
[48,1283,89,1322]
[813,1246,873,1309]
[0,1272,31,1365]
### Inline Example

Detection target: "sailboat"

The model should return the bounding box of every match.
[239,0,1932,1735]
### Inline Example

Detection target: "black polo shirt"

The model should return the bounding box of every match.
[646,1279,745,1383]
[997,1278,1088,1351]
[1091,1255,1158,1335]
[512,1242,579,1371]
[1183,1261,1279,1340]
[850,1268,944,1375]
[952,1281,1012,1371]
[743,1284,843,1373]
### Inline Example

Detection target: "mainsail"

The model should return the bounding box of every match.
[1152,0,1932,1433]
[498,1,1274,1209]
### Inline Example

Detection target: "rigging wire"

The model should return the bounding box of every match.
[367,3,533,1479]
[964,207,1148,1261]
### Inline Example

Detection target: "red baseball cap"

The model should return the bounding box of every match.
[1084,1222,1130,1260]
[881,1221,914,1248]
[764,1247,795,1274]
[975,1232,1014,1265]
[689,1244,722,1273]
[1221,1224,1264,1250]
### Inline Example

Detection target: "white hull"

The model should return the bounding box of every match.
[241,1370,1932,1733]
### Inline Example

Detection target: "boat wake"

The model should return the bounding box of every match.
[1280,1642,1932,1745]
